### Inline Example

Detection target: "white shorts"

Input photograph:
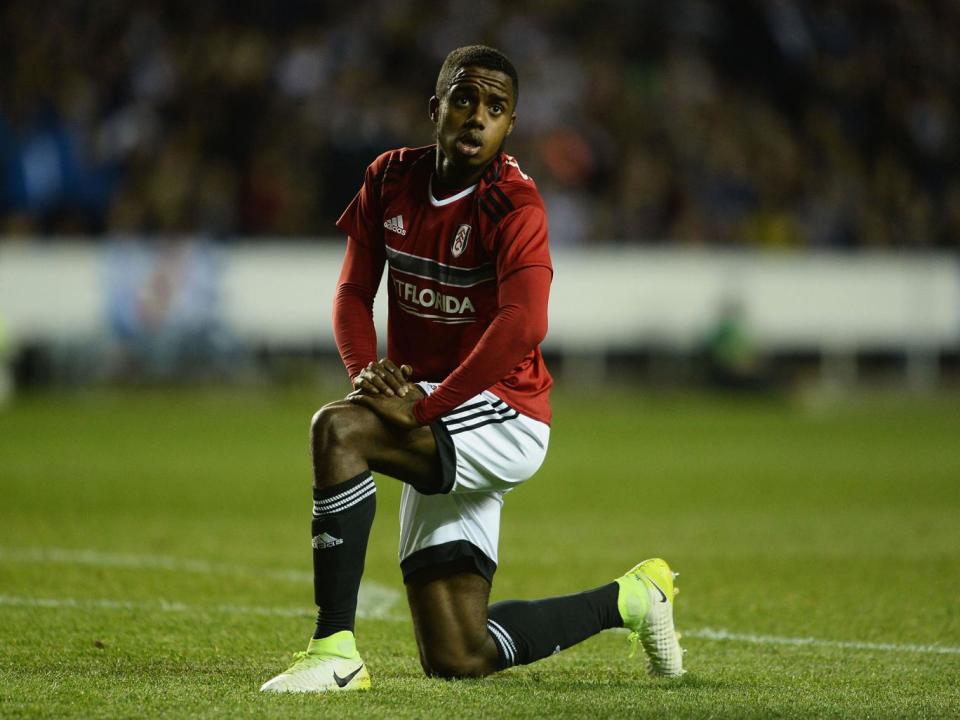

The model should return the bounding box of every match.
[398,383,550,584]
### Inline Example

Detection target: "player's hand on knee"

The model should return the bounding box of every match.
[353,359,414,397]
[352,362,389,396]
[347,387,422,430]
[378,358,414,396]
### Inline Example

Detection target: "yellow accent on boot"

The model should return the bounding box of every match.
[259,630,372,693]
[615,558,685,677]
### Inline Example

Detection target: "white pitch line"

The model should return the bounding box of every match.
[0,594,325,619]
[0,546,314,582]
[0,546,402,620]
[4,549,958,657]
[683,627,960,656]
[3,593,959,658]
[0,593,407,622]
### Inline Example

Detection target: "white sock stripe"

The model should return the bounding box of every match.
[497,630,517,663]
[313,486,376,516]
[312,477,375,514]
[486,621,515,665]
[314,475,374,506]
[486,620,507,650]
[322,484,376,512]
[312,487,374,517]
[312,487,376,518]
[487,619,518,661]
[492,620,518,657]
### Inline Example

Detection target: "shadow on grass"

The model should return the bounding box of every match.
[477,672,732,692]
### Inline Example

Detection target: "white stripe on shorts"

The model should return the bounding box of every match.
[398,383,549,577]
[442,399,519,435]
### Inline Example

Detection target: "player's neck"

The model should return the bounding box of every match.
[433,151,488,194]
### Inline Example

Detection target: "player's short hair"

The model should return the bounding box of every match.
[435,45,519,104]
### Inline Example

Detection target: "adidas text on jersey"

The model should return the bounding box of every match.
[383,215,407,235]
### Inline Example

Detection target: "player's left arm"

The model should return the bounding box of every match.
[417,204,551,425]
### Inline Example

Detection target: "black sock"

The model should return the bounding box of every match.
[311,471,376,639]
[486,582,621,668]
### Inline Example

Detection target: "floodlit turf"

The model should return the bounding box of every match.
[1,384,959,718]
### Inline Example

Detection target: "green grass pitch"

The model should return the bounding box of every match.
[1,385,958,718]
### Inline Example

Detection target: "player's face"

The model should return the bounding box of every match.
[430,66,516,185]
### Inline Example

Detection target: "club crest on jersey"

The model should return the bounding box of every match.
[451,224,471,257]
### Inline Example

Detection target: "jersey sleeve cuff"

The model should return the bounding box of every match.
[412,399,432,427]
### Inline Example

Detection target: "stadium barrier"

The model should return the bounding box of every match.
[1,240,958,384]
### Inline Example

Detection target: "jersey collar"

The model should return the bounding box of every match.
[426,152,505,206]
[428,175,477,207]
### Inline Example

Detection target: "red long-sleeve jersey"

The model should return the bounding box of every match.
[334,145,553,426]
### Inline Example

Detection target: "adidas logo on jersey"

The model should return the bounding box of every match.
[383,215,407,236]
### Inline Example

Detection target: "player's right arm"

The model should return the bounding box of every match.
[333,155,391,385]
[410,202,552,425]
[333,153,411,397]
[332,234,384,381]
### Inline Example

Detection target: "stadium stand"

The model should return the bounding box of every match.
[1,0,958,248]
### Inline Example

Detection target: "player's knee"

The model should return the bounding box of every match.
[420,645,489,679]
[310,403,368,453]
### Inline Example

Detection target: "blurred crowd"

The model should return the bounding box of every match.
[1,0,958,248]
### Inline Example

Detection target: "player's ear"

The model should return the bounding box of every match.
[506,112,516,136]
[429,96,439,123]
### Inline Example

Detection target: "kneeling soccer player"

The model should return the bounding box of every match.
[260,45,684,693]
